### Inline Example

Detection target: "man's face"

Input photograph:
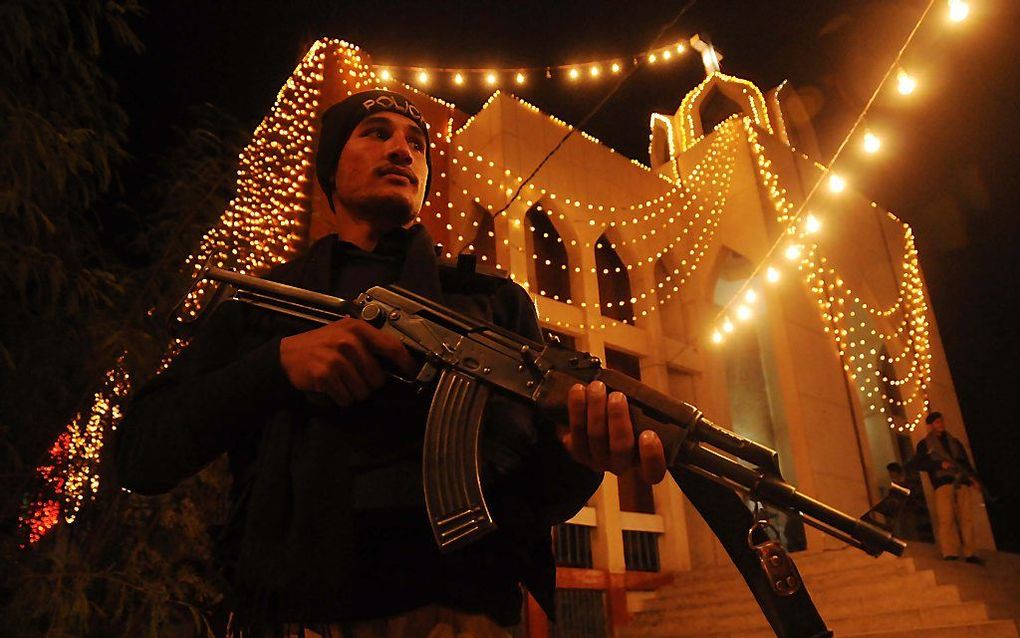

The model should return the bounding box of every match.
[333,111,429,228]
[930,417,946,433]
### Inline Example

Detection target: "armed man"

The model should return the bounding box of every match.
[909,411,984,564]
[113,90,668,638]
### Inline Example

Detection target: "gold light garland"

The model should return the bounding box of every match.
[24,0,972,540]
[374,39,693,90]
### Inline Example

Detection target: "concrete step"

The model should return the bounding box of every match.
[624,601,989,637]
[831,601,989,634]
[638,582,960,624]
[623,545,1020,638]
[646,564,929,609]
[844,620,1020,638]
[668,549,891,585]
[626,619,1020,638]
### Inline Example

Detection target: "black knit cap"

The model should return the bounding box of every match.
[925,411,943,425]
[315,89,432,212]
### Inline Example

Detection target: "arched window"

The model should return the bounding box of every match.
[700,87,743,135]
[880,346,906,420]
[526,206,571,301]
[650,118,671,168]
[655,258,686,340]
[595,234,633,325]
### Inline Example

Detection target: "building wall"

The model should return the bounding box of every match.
[294,46,990,628]
[421,80,993,600]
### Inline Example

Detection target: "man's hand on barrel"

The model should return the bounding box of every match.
[561,381,667,485]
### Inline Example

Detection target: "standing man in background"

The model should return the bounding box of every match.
[909,411,983,564]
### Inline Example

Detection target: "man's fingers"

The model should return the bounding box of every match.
[337,335,386,389]
[349,321,418,376]
[638,430,667,485]
[566,383,592,465]
[319,371,353,407]
[333,354,371,402]
[587,381,609,470]
[607,392,634,473]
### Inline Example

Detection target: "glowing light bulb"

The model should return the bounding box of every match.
[590,65,600,77]
[745,289,758,304]
[712,330,723,344]
[417,70,430,85]
[805,214,822,234]
[766,266,781,283]
[611,62,621,73]
[863,130,882,153]
[648,53,658,63]
[453,73,464,85]
[515,72,526,84]
[828,173,846,193]
[736,305,752,321]
[722,318,734,333]
[897,68,917,95]
[568,68,580,80]
[948,0,969,22]
[675,43,685,53]
[379,69,392,81]
[784,244,802,261]
[485,72,497,86]
[662,50,672,60]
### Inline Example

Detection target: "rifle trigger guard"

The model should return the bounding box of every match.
[748,520,802,597]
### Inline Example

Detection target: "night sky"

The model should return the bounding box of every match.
[105,0,1020,549]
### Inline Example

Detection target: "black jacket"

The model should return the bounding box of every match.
[114,228,602,632]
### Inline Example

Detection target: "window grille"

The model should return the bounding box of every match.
[623,530,660,572]
[551,589,608,638]
[554,523,593,568]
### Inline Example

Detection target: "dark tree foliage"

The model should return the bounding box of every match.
[1,3,251,636]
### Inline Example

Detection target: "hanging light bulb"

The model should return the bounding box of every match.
[828,173,847,193]
[736,305,752,321]
[722,318,735,333]
[485,72,498,86]
[805,214,822,234]
[863,130,882,153]
[766,266,781,283]
[589,65,601,78]
[611,62,621,74]
[379,69,393,81]
[648,53,658,63]
[675,42,685,54]
[568,68,580,80]
[662,50,672,61]
[784,244,802,261]
[948,0,970,22]
[453,72,464,86]
[417,70,430,85]
[711,330,723,344]
[745,289,758,304]
[515,72,526,84]
[897,68,917,95]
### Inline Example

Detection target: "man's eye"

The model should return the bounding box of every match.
[410,139,425,152]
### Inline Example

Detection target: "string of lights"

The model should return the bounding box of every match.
[702,0,966,432]
[20,0,971,544]
[373,38,698,90]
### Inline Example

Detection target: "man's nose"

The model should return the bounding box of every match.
[385,138,414,165]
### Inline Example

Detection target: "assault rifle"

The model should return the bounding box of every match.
[200,267,907,560]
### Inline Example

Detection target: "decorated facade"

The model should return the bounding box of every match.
[22,35,992,633]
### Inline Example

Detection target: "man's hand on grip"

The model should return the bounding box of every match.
[279,319,417,407]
